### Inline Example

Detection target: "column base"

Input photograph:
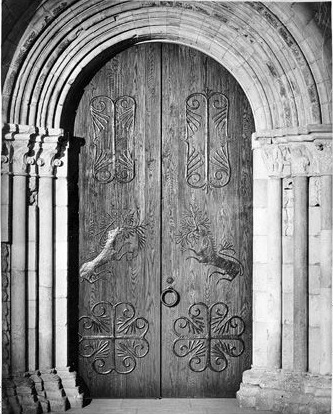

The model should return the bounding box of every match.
[2,375,42,414]
[237,368,331,414]
[54,367,85,409]
[2,368,85,413]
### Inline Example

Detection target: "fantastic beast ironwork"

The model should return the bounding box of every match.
[80,227,121,284]
[80,209,146,284]
[175,203,244,284]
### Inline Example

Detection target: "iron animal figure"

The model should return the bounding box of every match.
[176,204,244,284]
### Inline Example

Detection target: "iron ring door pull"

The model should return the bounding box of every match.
[161,287,180,307]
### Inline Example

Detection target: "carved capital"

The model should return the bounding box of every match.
[260,140,332,178]
[2,124,38,176]
[12,139,37,175]
[36,143,58,177]
[2,123,68,177]
[36,134,68,178]
[1,140,11,174]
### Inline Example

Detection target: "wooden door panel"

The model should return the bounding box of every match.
[75,44,161,398]
[160,44,253,397]
[75,42,253,398]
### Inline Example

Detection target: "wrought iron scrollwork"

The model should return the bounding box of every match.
[185,89,231,192]
[90,95,136,184]
[79,301,149,374]
[173,302,245,372]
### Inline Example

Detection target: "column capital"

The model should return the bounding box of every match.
[252,124,332,178]
[2,124,69,177]
[36,133,68,178]
[2,124,38,176]
[1,140,11,175]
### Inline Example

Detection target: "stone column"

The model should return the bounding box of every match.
[53,135,84,409]
[251,145,282,370]
[10,130,36,374]
[238,126,332,414]
[293,175,309,372]
[1,139,11,243]
[36,136,61,370]
[267,178,282,368]
[36,133,77,412]
[1,134,12,376]
[54,141,68,368]
[1,124,44,414]
[320,175,332,375]
[28,173,38,371]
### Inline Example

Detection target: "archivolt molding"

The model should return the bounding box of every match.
[2,1,329,132]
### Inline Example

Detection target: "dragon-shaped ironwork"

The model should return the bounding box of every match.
[80,209,146,284]
[175,203,243,284]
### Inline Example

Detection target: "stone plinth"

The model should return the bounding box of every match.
[2,376,42,414]
[1,369,84,413]
[237,368,331,413]
[55,368,85,409]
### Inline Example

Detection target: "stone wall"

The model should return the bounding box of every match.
[238,368,331,414]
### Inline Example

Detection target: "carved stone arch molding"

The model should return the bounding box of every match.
[2,0,332,130]
[1,1,332,413]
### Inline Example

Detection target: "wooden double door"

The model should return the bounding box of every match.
[75,43,253,398]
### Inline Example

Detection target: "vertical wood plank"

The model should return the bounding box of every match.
[161,43,253,397]
[75,43,161,397]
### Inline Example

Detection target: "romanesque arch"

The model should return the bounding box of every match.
[2,2,332,413]
[2,1,331,130]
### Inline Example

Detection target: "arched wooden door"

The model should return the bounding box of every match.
[74,43,253,398]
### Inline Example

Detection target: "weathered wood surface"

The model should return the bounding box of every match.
[74,43,253,398]
[75,43,161,398]
[160,44,253,397]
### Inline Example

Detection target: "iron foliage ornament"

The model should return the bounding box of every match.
[173,302,245,372]
[185,89,231,192]
[90,95,136,184]
[79,301,149,374]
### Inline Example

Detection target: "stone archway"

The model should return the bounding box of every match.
[2,2,330,130]
[1,2,332,413]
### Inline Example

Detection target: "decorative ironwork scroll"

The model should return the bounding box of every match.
[175,203,244,284]
[185,89,231,192]
[173,302,245,372]
[79,302,149,374]
[90,95,136,184]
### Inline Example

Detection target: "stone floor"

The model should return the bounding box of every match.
[54,399,280,414]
